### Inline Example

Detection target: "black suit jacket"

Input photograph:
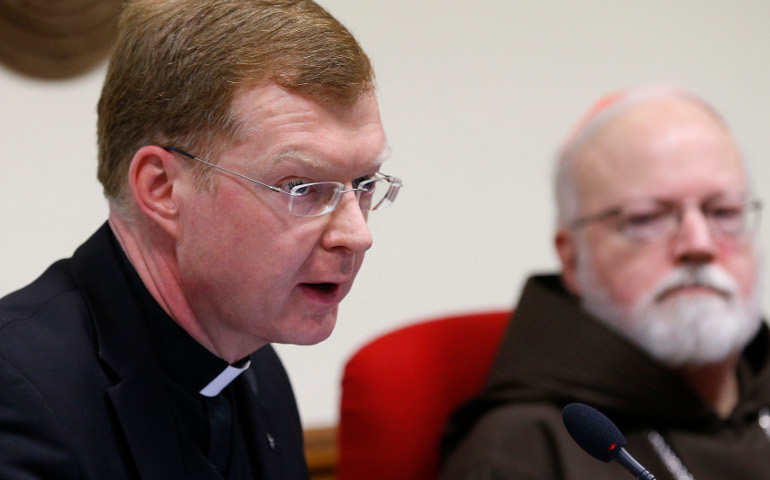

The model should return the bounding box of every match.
[0,224,310,479]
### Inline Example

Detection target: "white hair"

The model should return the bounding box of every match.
[553,84,730,227]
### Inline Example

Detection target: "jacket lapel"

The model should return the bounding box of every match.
[107,366,188,479]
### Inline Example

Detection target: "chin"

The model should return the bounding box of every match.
[634,295,761,367]
[279,312,338,346]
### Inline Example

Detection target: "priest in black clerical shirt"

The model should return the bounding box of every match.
[0,1,399,479]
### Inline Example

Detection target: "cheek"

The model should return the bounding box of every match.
[227,224,323,287]
[351,251,366,276]
[582,236,669,307]
[718,241,759,299]
[176,192,303,285]
[598,258,660,305]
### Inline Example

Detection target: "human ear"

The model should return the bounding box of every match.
[127,145,186,237]
[555,228,581,296]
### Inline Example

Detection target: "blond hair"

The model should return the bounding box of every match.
[97,0,375,208]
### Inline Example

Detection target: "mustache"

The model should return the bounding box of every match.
[652,265,738,302]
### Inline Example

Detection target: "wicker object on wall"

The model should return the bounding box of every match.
[0,0,122,79]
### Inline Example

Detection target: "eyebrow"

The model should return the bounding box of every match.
[266,149,324,173]
[262,144,392,177]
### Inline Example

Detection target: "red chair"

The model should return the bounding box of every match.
[336,310,511,480]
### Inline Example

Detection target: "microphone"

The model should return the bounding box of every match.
[561,403,656,480]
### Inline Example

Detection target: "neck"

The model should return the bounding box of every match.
[109,209,267,363]
[676,353,741,419]
[108,210,227,359]
[109,211,177,315]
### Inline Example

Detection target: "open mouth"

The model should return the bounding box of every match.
[299,282,342,304]
[303,283,338,293]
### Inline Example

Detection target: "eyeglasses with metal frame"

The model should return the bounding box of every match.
[569,194,762,243]
[164,146,402,218]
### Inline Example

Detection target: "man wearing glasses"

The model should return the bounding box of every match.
[442,85,770,479]
[0,0,400,479]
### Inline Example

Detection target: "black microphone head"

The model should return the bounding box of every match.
[561,403,627,463]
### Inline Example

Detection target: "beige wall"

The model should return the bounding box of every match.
[3,0,770,427]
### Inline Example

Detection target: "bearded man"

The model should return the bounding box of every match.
[441,85,770,480]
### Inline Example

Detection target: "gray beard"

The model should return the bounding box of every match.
[576,258,762,367]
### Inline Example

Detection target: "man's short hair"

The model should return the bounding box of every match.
[97,0,375,208]
[552,84,729,227]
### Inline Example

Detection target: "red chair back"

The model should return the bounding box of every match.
[336,310,511,480]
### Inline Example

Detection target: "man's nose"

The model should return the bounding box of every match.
[671,207,717,264]
[321,191,373,253]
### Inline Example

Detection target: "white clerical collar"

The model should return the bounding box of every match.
[198,359,252,397]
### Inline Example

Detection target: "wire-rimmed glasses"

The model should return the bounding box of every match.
[164,146,402,217]
[570,195,762,243]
